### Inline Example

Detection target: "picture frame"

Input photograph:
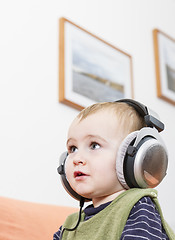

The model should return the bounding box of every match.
[153,29,175,105]
[59,17,133,111]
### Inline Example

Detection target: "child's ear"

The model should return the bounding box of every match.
[116,128,168,190]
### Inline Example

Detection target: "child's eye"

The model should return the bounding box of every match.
[69,146,78,153]
[90,142,100,150]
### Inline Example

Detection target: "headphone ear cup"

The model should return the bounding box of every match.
[116,128,168,190]
[132,133,168,188]
[116,131,139,189]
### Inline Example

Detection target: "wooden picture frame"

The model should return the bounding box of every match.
[59,17,133,110]
[153,29,175,105]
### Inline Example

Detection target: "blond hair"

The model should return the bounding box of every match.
[77,102,145,136]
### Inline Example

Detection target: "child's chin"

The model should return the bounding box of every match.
[76,190,92,200]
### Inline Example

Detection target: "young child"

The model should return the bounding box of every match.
[53,99,175,240]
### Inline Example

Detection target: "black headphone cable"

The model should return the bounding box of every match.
[59,197,85,239]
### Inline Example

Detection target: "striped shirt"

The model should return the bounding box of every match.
[53,196,169,240]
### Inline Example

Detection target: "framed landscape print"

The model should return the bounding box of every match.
[59,17,133,110]
[153,29,175,105]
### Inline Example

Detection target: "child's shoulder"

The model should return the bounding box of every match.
[133,196,157,211]
[120,196,169,239]
[131,196,160,219]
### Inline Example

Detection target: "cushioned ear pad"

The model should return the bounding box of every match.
[116,131,139,189]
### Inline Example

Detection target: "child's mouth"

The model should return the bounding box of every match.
[74,171,87,179]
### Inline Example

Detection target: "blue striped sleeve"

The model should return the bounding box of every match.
[53,226,62,240]
[120,196,169,240]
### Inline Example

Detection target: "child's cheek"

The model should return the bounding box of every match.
[65,156,73,181]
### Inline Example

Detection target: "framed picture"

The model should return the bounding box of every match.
[59,17,133,110]
[153,29,175,105]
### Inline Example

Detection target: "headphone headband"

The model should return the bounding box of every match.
[116,99,164,132]
[116,99,149,116]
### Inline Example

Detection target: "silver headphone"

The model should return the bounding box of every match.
[58,99,168,201]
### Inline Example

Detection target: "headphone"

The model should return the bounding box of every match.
[57,99,168,201]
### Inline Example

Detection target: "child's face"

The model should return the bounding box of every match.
[65,109,125,205]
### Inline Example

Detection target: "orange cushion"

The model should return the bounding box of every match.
[0,196,77,240]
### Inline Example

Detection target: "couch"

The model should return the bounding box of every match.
[0,196,77,240]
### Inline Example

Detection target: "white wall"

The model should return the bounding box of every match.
[0,0,175,231]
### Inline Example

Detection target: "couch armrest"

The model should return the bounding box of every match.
[0,196,77,240]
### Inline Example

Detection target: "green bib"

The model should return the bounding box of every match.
[61,188,175,240]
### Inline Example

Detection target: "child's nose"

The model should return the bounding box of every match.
[73,155,86,166]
